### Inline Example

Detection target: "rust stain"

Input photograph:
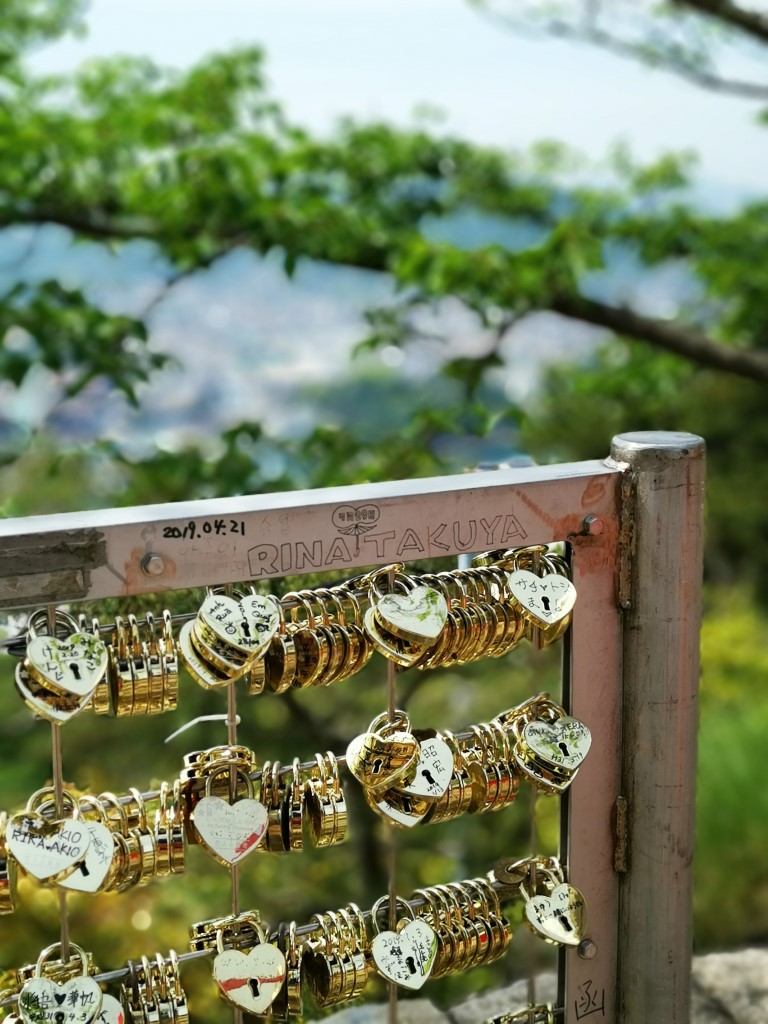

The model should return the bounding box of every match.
[122,547,178,596]
[514,489,556,528]
[581,475,607,508]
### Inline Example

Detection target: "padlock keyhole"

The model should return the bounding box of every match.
[79,861,90,877]
[558,742,570,757]
[421,769,436,787]
[555,910,573,932]
[541,596,551,612]
[55,1012,66,1024]
[241,620,252,639]
[371,758,384,775]
[69,662,81,680]
[405,956,417,975]
[249,979,260,999]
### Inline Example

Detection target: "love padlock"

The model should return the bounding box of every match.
[6,789,90,884]
[18,943,103,1024]
[345,711,419,792]
[499,696,591,794]
[370,896,438,990]
[212,923,287,1015]
[192,763,267,866]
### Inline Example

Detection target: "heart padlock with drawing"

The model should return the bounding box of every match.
[93,995,124,1024]
[521,717,592,775]
[199,593,280,658]
[213,940,287,1014]
[396,734,454,801]
[524,882,587,947]
[57,819,114,894]
[18,943,103,1024]
[25,633,108,700]
[6,792,91,884]
[371,912,438,991]
[193,765,268,866]
[374,586,449,644]
[506,570,577,628]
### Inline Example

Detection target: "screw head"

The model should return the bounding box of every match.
[583,514,604,536]
[141,553,166,577]
[578,938,598,960]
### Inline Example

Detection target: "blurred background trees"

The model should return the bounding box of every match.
[1,0,768,1014]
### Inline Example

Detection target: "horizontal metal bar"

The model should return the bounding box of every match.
[0,461,621,608]
[0,871,529,1002]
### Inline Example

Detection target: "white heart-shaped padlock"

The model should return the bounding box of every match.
[523,717,592,773]
[19,976,103,1024]
[525,883,587,946]
[26,634,108,698]
[194,795,268,865]
[506,570,577,627]
[213,945,287,1014]
[58,821,114,893]
[372,919,438,990]
[92,994,124,1024]
[397,736,454,800]
[376,587,448,643]
[199,594,280,657]
[6,813,89,882]
[93,994,125,1024]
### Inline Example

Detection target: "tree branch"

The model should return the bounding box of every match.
[473,3,768,100]
[551,294,768,382]
[672,0,768,45]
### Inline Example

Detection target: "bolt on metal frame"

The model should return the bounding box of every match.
[0,430,705,1023]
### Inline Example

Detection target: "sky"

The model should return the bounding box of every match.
[9,0,768,451]
[31,0,768,197]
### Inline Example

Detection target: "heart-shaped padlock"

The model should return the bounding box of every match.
[524,882,586,947]
[199,593,280,658]
[213,941,287,1014]
[346,714,419,791]
[371,916,438,990]
[515,716,592,792]
[396,734,454,801]
[93,994,125,1024]
[57,820,114,894]
[18,944,103,1024]
[506,570,577,628]
[178,621,235,691]
[15,662,91,723]
[364,788,430,829]
[6,803,90,883]
[364,608,430,668]
[193,766,268,866]
[25,633,108,699]
[375,586,449,644]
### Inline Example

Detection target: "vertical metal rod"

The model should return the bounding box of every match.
[51,721,71,963]
[527,789,538,1008]
[527,549,540,1009]
[385,568,398,1024]
[610,431,705,1024]
[226,681,242,1024]
[47,604,71,963]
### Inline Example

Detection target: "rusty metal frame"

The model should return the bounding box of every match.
[0,431,705,1023]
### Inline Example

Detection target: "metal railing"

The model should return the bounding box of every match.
[0,430,705,1023]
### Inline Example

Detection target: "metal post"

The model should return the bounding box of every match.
[610,431,705,1024]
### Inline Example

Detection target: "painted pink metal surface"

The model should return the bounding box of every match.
[0,460,620,606]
